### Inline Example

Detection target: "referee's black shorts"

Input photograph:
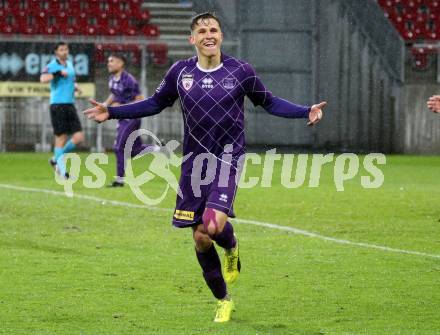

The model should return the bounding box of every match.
[49,104,82,136]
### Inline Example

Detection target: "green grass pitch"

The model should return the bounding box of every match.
[0,153,439,334]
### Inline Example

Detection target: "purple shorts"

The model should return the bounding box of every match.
[172,165,240,228]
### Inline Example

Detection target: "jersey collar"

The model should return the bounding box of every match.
[56,58,67,67]
[196,61,223,73]
[112,71,126,82]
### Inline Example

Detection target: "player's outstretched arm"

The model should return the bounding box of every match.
[83,99,110,123]
[262,97,326,126]
[83,97,164,123]
[427,95,440,114]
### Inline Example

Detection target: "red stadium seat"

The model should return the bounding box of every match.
[0,24,15,34]
[85,19,99,36]
[103,16,119,35]
[45,1,62,16]
[124,26,137,36]
[44,15,61,35]
[0,14,15,34]
[85,0,100,15]
[107,0,121,16]
[21,15,39,35]
[136,9,151,22]
[7,0,29,12]
[72,15,92,35]
[56,14,72,35]
[411,47,430,70]
[97,1,110,13]
[63,16,77,35]
[142,24,159,37]
[65,0,82,14]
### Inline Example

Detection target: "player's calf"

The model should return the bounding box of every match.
[194,236,229,303]
[202,208,241,284]
[192,227,213,252]
[71,131,84,145]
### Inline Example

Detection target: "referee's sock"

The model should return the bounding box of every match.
[54,147,67,176]
[52,140,76,162]
[62,139,76,155]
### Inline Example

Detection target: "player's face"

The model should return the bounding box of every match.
[190,18,223,58]
[107,57,124,74]
[55,45,69,61]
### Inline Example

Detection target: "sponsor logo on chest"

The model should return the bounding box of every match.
[201,77,214,89]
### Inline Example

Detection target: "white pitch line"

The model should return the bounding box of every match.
[1,183,440,260]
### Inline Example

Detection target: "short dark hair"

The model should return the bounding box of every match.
[109,53,127,66]
[54,41,68,52]
[190,12,221,31]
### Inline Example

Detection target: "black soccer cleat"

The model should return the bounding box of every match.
[49,158,57,170]
[107,181,124,188]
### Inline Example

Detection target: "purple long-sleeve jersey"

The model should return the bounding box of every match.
[109,71,141,104]
[108,54,310,176]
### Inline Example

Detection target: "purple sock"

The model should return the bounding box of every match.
[195,244,227,300]
[213,221,236,250]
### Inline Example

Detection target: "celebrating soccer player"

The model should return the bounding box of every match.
[103,54,159,187]
[427,95,440,114]
[40,42,84,179]
[84,13,326,322]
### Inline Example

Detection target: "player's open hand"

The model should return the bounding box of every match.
[427,95,440,114]
[83,99,109,123]
[308,101,327,126]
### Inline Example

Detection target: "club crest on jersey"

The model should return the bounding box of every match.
[182,74,194,91]
[222,77,236,90]
[202,77,214,89]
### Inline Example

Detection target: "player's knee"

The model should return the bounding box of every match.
[202,208,217,236]
[72,132,84,144]
[202,208,227,237]
[55,135,67,147]
[193,230,211,251]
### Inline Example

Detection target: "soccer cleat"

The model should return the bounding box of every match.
[223,235,241,284]
[49,157,59,176]
[49,158,69,179]
[49,157,57,171]
[214,298,234,323]
[107,180,124,188]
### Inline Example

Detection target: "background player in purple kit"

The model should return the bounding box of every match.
[103,54,159,187]
[84,13,326,322]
